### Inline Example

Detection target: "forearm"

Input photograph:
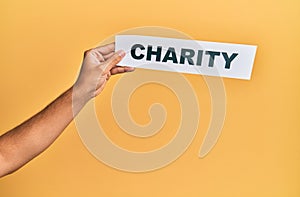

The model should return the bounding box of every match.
[0,86,87,177]
[0,45,130,178]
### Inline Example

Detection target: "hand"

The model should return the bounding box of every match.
[0,43,135,178]
[73,43,134,102]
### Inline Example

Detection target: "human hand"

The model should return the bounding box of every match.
[73,43,134,103]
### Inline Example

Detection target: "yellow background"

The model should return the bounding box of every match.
[0,0,299,196]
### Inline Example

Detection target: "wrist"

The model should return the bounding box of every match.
[71,84,91,115]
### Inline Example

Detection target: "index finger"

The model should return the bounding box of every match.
[94,43,115,55]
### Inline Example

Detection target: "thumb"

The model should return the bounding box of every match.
[101,50,125,74]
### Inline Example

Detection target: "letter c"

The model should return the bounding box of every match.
[131,44,145,60]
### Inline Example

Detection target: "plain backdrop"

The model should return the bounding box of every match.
[0,0,299,196]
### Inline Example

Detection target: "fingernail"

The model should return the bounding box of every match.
[127,67,135,72]
[117,50,126,57]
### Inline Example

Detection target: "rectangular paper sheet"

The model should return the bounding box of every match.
[115,35,257,80]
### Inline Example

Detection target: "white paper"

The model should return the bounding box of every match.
[115,35,257,80]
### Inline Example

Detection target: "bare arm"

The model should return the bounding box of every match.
[0,43,134,177]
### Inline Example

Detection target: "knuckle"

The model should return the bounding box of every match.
[84,49,92,57]
[113,54,121,63]
[84,48,98,57]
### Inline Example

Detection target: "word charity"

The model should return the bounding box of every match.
[130,44,238,69]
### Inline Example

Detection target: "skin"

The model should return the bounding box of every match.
[0,43,134,178]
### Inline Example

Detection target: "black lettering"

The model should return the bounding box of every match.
[131,44,145,60]
[162,47,178,63]
[196,50,203,66]
[180,48,195,65]
[222,52,238,69]
[146,45,162,61]
[205,51,220,67]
